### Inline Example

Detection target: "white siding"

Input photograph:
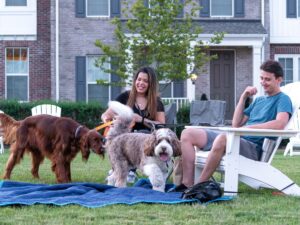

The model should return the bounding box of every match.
[0,0,36,40]
[270,0,300,43]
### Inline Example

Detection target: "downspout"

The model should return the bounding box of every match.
[261,0,265,60]
[55,0,59,102]
[261,0,264,27]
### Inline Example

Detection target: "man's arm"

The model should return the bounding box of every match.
[245,112,290,130]
[232,86,257,128]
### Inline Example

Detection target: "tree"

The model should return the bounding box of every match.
[95,0,223,87]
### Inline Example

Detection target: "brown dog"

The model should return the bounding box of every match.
[3,114,105,183]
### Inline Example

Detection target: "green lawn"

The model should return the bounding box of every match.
[0,149,300,225]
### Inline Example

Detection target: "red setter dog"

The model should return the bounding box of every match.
[3,114,105,183]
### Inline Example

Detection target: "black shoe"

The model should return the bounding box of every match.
[168,184,188,192]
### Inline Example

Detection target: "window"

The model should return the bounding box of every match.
[86,0,109,17]
[211,0,233,17]
[276,55,300,85]
[5,48,29,101]
[5,0,27,6]
[86,56,110,104]
[159,81,185,98]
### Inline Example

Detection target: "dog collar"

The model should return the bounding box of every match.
[75,125,83,139]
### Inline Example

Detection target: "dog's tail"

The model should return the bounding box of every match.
[0,112,21,144]
[106,101,134,140]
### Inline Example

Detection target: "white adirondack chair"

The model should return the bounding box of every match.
[284,107,300,156]
[0,110,4,154]
[191,82,300,196]
[31,104,61,117]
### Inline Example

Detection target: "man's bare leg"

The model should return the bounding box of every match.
[180,128,208,187]
[199,134,226,182]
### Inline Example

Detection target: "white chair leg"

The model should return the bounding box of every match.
[194,165,201,184]
[284,142,291,156]
[0,138,4,154]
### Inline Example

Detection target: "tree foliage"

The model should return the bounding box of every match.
[95,0,224,86]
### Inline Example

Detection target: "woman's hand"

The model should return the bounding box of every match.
[133,113,143,123]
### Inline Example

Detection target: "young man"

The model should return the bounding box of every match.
[175,60,293,191]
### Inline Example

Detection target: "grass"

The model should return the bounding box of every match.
[1,149,300,225]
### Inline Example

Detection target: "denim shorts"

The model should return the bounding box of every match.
[203,129,260,161]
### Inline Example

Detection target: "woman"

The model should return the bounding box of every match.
[101,66,165,132]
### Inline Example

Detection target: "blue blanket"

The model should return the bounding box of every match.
[0,180,232,208]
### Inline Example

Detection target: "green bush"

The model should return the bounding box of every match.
[0,100,105,129]
[175,105,190,137]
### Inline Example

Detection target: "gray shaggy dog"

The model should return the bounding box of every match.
[106,101,181,192]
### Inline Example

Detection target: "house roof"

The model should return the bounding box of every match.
[122,19,267,36]
[192,20,267,35]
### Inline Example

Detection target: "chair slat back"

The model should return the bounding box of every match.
[31,104,61,117]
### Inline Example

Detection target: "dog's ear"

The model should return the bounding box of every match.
[80,133,90,161]
[170,131,181,157]
[144,134,156,156]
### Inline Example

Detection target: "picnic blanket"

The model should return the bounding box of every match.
[0,180,233,208]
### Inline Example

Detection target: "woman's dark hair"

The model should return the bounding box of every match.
[260,60,284,78]
[127,67,158,120]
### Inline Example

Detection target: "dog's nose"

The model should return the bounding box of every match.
[161,147,167,152]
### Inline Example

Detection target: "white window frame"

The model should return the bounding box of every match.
[5,0,27,6]
[86,0,110,18]
[275,54,300,84]
[5,47,29,101]
[210,0,234,17]
[86,55,111,103]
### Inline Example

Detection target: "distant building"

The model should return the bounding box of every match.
[0,0,299,120]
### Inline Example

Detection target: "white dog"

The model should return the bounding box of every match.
[105,101,181,192]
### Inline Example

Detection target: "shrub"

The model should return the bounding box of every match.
[0,100,105,129]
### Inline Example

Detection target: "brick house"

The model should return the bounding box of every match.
[0,0,299,120]
[0,0,51,101]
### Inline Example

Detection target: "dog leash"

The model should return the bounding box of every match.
[95,121,114,138]
[95,121,113,131]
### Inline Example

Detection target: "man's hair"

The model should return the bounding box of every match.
[260,60,284,78]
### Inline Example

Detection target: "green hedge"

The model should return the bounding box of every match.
[0,100,105,129]
[175,105,190,137]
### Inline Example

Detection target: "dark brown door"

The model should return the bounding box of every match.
[210,51,234,120]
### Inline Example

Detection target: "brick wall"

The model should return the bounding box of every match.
[0,0,51,101]
[270,44,300,59]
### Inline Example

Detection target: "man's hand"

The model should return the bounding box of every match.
[242,86,257,98]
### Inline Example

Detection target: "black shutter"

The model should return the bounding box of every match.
[75,0,85,18]
[144,0,149,8]
[111,0,120,18]
[200,0,210,17]
[234,0,244,17]
[76,56,86,102]
[173,80,185,97]
[287,0,297,18]
[110,57,121,99]
[177,0,184,18]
